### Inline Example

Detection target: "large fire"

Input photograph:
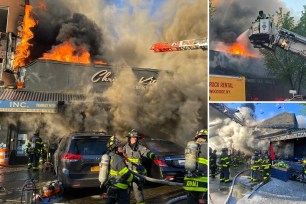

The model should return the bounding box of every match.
[13,5,36,71]
[41,41,91,64]
[15,3,106,68]
[228,43,257,57]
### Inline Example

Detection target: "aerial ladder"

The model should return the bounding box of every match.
[150,38,208,53]
[248,12,306,57]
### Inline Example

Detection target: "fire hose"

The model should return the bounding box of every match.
[129,170,183,186]
[224,169,250,204]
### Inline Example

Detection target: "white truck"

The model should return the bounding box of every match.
[249,14,306,57]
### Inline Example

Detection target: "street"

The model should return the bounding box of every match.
[0,166,186,203]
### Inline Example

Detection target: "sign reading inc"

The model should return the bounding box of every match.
[0,101,58,113]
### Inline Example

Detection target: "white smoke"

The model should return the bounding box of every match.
[297,115,306,128]
[210,105,269,155]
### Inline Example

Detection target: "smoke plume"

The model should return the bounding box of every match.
[31,0,104,61]
[209,104,270,155]
[210,0,286,45]
[7,0,207,145]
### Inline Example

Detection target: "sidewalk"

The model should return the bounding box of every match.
[238,178,306,204]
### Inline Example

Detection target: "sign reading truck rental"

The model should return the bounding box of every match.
[209,75,246,101]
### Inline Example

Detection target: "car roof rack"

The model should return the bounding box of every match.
[70,131,109,136]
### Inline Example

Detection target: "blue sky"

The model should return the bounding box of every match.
[281,0,306,19]
[226,103,306,122]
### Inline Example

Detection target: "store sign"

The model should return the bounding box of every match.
[91,70,157,86]
[270,131,306,141]
[0,101,58,113]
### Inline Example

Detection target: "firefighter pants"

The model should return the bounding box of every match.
[186,191,207,204]
[220,167,230,183]
[210,165,217,178]
[28,153,39,170]
[105,187,130,204]
[251,168,260,182]
[263,168,271,183]
[132,182,145,203]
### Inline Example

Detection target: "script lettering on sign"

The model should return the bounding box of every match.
[91,70,157,87]
[138,77,157,86]
[91,70,115,83]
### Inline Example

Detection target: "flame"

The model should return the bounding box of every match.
[94,60,107,65]
[228,43,257,57]
[14,5,36,71]
[41,41,91,64]
[38,0,47,11]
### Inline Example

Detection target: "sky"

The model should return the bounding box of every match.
[226,103,306,127]
[281,0,305,20]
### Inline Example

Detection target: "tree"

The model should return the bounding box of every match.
[260,7,306,94]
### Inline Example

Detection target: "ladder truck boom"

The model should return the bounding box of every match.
[150,38,208,53]
[248,15,306,58]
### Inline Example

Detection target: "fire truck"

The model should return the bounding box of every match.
[150,38,208,53]
[248,13,306,58]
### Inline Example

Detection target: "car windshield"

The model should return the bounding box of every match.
[69,138,108,155]
[145,140,184,153]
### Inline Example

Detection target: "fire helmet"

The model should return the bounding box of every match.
[34,129,40,136]
[126,129,141,138]
[222,147,228,152]
[107,136,121,150]
[194,129,208,140]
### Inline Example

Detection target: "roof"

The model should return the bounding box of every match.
[257,112,298,129]
[0,89,102,102]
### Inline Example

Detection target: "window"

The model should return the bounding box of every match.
[69,139,108,155]
[0,7,8,32]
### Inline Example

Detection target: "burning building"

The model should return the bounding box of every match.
[209,0,302,101]
[0,0,207,164]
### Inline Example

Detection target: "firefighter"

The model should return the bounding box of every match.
[26,129,44,171]
[256,10,266,21]
[39,143,48,166]
[237,150,243,164]
[251,150,262,182]
[303,159,306,183]
[219,147,230,183]
[261,151,271,183]
[183,129,208,204]
[210,148,217,178]
[105,136,134,204]
[231,149,238,168]
[123,129,156,204]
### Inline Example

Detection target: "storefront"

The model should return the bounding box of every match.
[0,60,162,164]
[257,129,306,161]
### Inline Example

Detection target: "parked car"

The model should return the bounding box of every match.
[53,132,111,189]
[140,138,186,181]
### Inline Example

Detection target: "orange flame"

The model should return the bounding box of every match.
[41,41,91,64]
[14,5,36,71]
[94,60,107,65]
[228,43,257,57]
[38,0,47,11]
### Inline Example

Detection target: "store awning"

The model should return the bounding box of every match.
[0,89,106,113]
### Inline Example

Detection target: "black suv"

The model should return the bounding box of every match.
[141,138,186,181]
[53,132,111,189]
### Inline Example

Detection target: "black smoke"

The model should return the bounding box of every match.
[30,0,104,61]
[210,0,285,45]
